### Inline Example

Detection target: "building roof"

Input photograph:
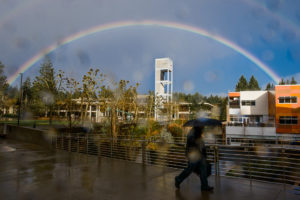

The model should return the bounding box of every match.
[229,92,240,97]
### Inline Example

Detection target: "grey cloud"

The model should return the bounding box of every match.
[1,0,300,94]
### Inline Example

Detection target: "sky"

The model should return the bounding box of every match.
[0,0,300,96]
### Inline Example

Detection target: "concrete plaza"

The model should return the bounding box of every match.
[0,139,299,200]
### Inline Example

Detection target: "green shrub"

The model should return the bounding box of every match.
[167,123,183,138]
[2,114,18,118]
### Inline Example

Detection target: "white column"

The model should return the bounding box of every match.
[167,69,169,102]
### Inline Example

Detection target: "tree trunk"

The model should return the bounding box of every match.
[84,103,89,120]
[111,107,117,138]
[80,98,84,122]
[134,104,138,123]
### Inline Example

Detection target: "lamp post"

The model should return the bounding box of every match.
[17,73,23,126]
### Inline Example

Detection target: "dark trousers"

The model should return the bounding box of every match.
[176,159,208,188]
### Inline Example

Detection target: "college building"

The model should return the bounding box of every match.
[227,84,300,137]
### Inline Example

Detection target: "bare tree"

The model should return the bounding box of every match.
[81,68,105,122]
[108,80,139,138]
[64,77,81,130]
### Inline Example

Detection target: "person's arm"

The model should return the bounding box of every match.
[186,134,197,155]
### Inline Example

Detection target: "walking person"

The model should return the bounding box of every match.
[175,126,213,191]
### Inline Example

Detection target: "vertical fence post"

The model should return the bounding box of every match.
[110,138,113,158]
[246,147,252,186]
[281,148,286,190]
[68,135,71,152]
[98,136,101,157]
[127,139,131,161]
[61,134,63,150]
[55,135,58,149]
[216,146,219,176]
[142,138,146,166]
[86,134,89,155]
[51,135,54,149]
[77,134,80,153]
[213,146,218,176]
[50,135,53,149]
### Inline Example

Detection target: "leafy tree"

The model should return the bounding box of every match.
[81,68,105,121]
[235,75,248,91]
[64,77,81,129]
[4,86,19,117]
[291,77,297,85]
[0,62,8,89]
[33,58,60,124]
[219,97,228,121]
[98,85,113,118]
[204,95,227,120]
[108,80,139,138]
[248,75,261,90]
[6,86,19,99]
[172,92,227,120]
[145,90,155,119]
[0,61,8,115]
[154,94,164,120]
[22,77,33,107]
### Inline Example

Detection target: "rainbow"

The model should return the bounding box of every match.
[7,20,281,84]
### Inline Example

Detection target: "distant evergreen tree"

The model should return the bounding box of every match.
[235,75,248,91]
[286,79,290,85]
[279,78,285,85]
[248,75,261,90]
[22,77,33,107]
[291,77,297,84]
[265,83,275,90]
[33,58,57,124]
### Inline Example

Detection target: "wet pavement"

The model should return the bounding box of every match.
[0,139,299,200]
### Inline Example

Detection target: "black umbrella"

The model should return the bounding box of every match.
[183,117,222,127]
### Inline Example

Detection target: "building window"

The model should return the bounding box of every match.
[241,100,256,106]
[278,96,297,104]
[279,116,298,125]
[229,97,240,108]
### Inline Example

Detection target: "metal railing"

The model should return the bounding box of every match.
[51,134,300,186]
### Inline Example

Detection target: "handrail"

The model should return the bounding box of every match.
[52,134,300,186]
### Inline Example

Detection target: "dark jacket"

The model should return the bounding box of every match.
[186,130,207,161]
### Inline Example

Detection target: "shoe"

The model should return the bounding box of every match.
[175,177,180,189]
[201,186,214,191]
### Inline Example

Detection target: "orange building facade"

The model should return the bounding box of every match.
[275,85,300,134]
